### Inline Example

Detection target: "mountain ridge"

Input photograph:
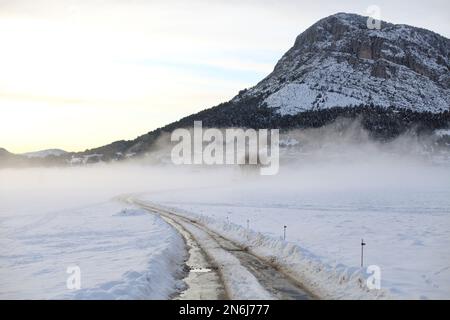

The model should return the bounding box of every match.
[2,13,449,165]
[237,12,449,115]
[77,12,449,159]
[22,149,68,158]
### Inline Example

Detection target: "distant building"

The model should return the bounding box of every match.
[69,154,104,166]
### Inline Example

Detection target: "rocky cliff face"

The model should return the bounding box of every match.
[237,13,449,114]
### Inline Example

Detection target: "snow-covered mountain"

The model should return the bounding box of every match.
[0,147,71,168]
[76,13,449,160]
[0,147,11,156]
[237,12,449,115]
[3,13,449,166]
[0,147,18,159]
[22,149,67,158]
[0,147,25,167]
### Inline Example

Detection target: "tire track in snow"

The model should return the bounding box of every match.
[161,215,228,300]
[126,197,314,300]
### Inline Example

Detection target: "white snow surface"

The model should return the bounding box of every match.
[265,82,363,115]
[0,197,186,299]
[435,129,450,138]
[1,152,449,300]
[138,161,450,300]
[0,165,236,300]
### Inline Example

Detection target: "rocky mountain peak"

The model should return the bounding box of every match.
[237,13,450,115]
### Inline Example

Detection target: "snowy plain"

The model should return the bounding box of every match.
[1,133,449,299]
[138,157,450,299]
[0,166,202,299]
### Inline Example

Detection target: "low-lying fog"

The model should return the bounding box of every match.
[1,123,449,299]
[2,122,450,216]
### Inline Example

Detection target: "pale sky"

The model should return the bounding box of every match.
[1,0,449,153]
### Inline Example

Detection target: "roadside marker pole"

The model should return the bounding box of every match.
[246,219,250,241]
[361,238,366,267]
[283,225,287,241]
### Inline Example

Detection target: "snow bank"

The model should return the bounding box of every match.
[63,233,186,300]
[435,129,450,138]
[148,203,389,300]
[0,200,187,299]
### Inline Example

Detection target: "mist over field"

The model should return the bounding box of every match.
[2,121,449,199]
[1,123,450,299]
[2,121,449,215]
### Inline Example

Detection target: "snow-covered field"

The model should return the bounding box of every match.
[0,167,189,299]
[1,143,449,300]
[138,160,450,299]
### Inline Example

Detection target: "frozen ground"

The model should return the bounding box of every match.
[139,161,450,299]
[0,186,186,299]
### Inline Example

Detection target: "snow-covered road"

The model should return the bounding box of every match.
[128,197,314,300]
